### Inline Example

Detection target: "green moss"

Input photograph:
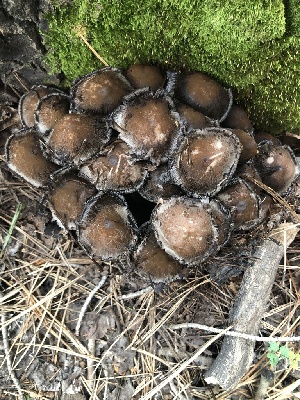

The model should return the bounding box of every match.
[43,0,300,133]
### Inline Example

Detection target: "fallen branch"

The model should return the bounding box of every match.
[204,222,300,390]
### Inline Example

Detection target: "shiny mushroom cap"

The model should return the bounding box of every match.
[34,93,70,137]
[5,128,58,187]
[171,127,242,197]
[174,72,233,121]
[71,67,132,115]
[151,196,218,265]
[18,85,62,128]
[254,143,299,194]
[46,113,110,165]
[112,89,181,164]
[221,104,253,133]
[79,139,148,192]
[47,172,96,230]
[77,193,137,261]
[216,178,262,231]
[229,129,258,164]
[176,103,215,132]
[133,225,182,282]
[125,64,165,92]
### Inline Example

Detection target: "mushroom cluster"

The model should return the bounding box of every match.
[5,65,300,282]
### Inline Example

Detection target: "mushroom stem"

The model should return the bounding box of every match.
[204,222,300,390]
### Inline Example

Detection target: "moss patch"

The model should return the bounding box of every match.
[43,0,300,133]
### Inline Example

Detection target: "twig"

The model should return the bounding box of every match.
[204,222,300,390]
[118,286,153,300]
[75,271,108,336]
[1,298,25,400]
[169,323,300,342]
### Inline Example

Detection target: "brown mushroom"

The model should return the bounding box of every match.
[151,196,218,265]
[77,193,137,261]
[221,104,253,133]
[5,129,58,187]
[171,127,242,197]
[125,64,165,92]
[174,72,233,121]
[71,67,132,115]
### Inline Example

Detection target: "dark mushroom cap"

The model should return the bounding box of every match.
[254,143,299,194]
[18,85,61,128]
[71,67,132,115]
[138,163,183,202]
[171,127,242,197]
[5,129,58,187]
[133,225,182,282]
[112,89,181,163]
[46,114,110,165]
[174,72,233,121]
[176,103,215,132]
[254,131,281,146]
[230,129,258,164]
[125,64,165,92]
[77,193,137,261]
[34,93,70,137]
[79,139,148,192]
[236,163,262,195]
[221,104,253,133]
[216,178,262,231]
[151,196,218,265]
[47,172,96,230]
[210,199,232,249]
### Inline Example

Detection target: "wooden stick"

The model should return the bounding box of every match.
[204,222,299,390]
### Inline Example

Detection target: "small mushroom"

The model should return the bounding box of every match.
[79,139,148,192]
[138,163,183,202]
[71,67,132,115]
[5,129,58,187]
[210,199,232,249]
[133,224,182,282]
[34,93,70,137]
[236,163,262,195]
[77,193,137,261]
[174,72,233,121]
[229,129,258,164]
[254,143,299,194]
[18,85,61,128]
[47,171,97,230]
[254,131,281,146]
[221,104,253,133]
[46,113,110,165]
[125,64,165,92]
[151,196,218,265]
[216,178,262,231]
[176,103,215,132]
[171,127,242,197]
[112,89,181,163]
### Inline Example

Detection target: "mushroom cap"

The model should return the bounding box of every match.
[221,104,253,133]
[79,139,148,192]
[77,193,137,261]
[171,127,242,197]
[112,89,180,163]
[230,129,258,164]
[151,196,218,265]
[254,143,299,194]
[46,113,110,165]
[18,85,62,128]
[133,224,182,281]
[71,67,132,115]
[254,131,281,146]
[174,72,233,121]
[209,199,232,249]
[5,129,58,187]
[47,172,96,230]
[138,163,183,202]
[216,178,262,231]
[125,64,165,92]
[34,93,70,136]
[177,103,215,132]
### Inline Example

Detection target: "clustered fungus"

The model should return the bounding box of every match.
[5,64,300,282]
